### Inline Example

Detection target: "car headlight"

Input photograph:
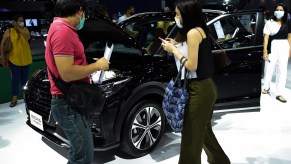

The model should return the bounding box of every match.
[99,77,132,97]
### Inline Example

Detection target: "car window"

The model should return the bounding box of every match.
[209,13,257,49]
[125,20,175,55]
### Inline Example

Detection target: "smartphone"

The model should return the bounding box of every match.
[158,37,166,43]
[267,57,270,63]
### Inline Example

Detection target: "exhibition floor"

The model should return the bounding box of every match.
[0,82,291,164]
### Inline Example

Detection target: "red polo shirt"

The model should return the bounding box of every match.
[45,17,90,95]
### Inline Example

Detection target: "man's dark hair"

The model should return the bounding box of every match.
[124,5,134,13]
[55,0,87,17]
[273,3,288,24]
[175,0,208,38]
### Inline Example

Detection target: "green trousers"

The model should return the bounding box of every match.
[179,78,230,164]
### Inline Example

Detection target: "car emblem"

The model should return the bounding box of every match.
[33,89,41,101]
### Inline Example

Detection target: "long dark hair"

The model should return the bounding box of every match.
[273,3,288,24]
[175,0,208,39]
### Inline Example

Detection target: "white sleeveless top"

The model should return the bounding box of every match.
[174,41,197,80]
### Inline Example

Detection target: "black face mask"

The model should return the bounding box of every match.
[130,12,135,16]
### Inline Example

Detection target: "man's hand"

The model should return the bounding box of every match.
[95,57,109,71]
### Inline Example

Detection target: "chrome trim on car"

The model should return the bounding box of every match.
[213,106,260,113]
[53,132,70,145]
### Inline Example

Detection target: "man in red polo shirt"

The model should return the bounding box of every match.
[45,0,109,163]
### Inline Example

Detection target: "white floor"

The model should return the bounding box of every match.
[0,85,291,164]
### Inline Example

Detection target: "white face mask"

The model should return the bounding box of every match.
[18,22,24,27]
[274,11,284,19]
[175,17,183,28]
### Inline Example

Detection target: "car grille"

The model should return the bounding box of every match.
[25,79,51,121]
[24,71,107,144]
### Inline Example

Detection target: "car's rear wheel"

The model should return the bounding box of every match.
[120,99,165,157]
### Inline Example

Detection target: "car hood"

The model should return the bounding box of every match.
[78,17,139,50]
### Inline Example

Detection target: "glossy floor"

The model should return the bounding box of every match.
[0,85,291,164]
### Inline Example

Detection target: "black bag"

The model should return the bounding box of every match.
[48,67,105,113]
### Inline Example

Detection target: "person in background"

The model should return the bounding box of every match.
[89,0,115,23]
[45,0,109,163]
[161,0,230,163]
[0,14,32,107]
[157,6,175,34]
[117,4,135,23]
[258,6,271,24]
[117,5,138,37]
[262,3,291,103]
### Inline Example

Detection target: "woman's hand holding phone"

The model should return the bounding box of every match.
[160,37,177,54]
[158,37,167,43]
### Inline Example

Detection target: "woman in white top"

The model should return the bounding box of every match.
[262,3,291,103]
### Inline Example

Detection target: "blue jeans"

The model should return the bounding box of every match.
[51,98,94,164]
[9,61,29,96]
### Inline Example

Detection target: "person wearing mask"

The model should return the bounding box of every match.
[117,5,138,37]
[161,0,230,163]
[45,0,109,163]
[0,14,32,107]
[262,3,291,103]
[117,5,135,23]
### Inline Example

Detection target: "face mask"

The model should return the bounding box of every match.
[18,22,24,27]
[175,17,183,28]
[274,11,284,19]
[76,13,85,30]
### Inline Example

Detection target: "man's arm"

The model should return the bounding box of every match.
[55,56,109,82]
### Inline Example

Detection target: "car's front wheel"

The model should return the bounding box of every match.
[120,99,165,157]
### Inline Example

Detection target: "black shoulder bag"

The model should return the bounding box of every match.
[48,67,106,113]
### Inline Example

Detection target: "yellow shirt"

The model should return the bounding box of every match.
[7,28,32,66]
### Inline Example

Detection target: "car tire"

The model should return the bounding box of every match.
[120,99,165,157]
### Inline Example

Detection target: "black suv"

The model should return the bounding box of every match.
[24,10,264,157]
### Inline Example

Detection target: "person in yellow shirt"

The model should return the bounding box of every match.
[0,14,32,107]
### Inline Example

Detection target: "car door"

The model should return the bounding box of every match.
[207,11,264,100]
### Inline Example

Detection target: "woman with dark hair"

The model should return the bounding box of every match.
[161,0,230,163]
[0,14,32,107]
[262,3,291,103]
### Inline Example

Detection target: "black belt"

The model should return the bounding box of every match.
[52,94,66,99]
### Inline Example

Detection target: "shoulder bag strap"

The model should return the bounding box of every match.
[47,66,71,94]
[209,34,227,55]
